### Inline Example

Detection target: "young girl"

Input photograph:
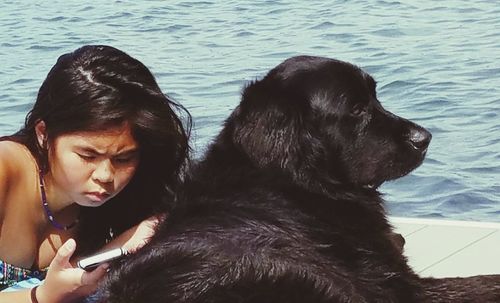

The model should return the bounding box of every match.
[0,45,191,302]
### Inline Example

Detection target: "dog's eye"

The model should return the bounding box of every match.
[350,105,366,117]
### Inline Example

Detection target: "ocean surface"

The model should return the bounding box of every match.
[0,0,498,222]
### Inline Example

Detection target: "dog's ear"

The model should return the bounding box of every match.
[230,79,313,171]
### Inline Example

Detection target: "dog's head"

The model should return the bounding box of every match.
[229,56,431,190]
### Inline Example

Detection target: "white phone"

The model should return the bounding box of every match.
[77,247,128,271]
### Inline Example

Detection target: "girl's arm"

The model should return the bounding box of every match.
[0,289,32,303]
[0,142,14,210]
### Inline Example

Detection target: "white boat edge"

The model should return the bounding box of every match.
[389,216,500,278]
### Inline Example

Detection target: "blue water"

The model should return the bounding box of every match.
[0,0,499,222]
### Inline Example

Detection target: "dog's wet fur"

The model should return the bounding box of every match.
[95,56,500,302]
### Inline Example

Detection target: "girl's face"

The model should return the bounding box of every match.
[44,123,140,207]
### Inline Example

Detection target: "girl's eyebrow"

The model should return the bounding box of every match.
[115,149,140,157]
[75,146,139,156]
[75,146,101,154]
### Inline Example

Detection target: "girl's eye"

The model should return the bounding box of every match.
[78,154,96,161]
[114,157,133,163]
[113,154,139,164]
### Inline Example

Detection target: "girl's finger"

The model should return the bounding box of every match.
[50,238,77,269]
[81,263,110,286]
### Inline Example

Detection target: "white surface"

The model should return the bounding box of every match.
[391,217,500,278]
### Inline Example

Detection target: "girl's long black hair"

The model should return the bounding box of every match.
[2,45,191,254]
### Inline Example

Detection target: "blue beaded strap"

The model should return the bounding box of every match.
[39,170,79,231]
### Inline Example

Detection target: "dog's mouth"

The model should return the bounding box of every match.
[363,184,376,190]
[362,181,383,190]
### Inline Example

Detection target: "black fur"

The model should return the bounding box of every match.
[94,56,500,302]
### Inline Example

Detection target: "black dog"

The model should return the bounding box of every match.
[95,56,500,302]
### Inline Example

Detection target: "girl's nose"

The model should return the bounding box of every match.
[92,159,115,183]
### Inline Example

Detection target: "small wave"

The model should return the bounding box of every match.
[265,8,289,15]
[165,24,191,32]
[379,80,414,91]
[437,192,493,213]
[33,16,66,22]
[321,33,357,43]
[310,21,335,30]
[370,28,404,38]
[235,31,255,37]
[178,1,214,7]
[27,45,63,51]
[9,78,34,85]
[77,5,95,12]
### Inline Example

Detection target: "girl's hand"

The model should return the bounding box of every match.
[36,239,109,303]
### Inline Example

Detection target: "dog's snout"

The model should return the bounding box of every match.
[407,127,431,151]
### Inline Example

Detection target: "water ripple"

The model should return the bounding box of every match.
[0,0,499,222]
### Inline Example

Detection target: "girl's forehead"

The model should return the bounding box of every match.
[55,123,139,153]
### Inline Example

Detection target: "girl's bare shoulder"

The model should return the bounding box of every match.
[0,140,33,170]
[0,141,36,197]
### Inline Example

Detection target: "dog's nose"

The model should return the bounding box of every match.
[407,127,432,151]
